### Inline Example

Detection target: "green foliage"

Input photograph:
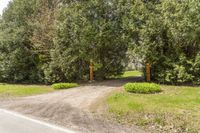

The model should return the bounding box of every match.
[0,84,54,97]
[124,83,161,94]
[0,0,41,83]
[0,0,200,84]
[0,0,128,83]
[192,53,200,85]
[49,0,128,82]
[125,0,200,84]
[52,83,79,89]
[107,86,200,132]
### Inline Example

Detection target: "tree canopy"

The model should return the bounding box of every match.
[0,0,199,84]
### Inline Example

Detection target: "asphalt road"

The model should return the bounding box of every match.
[0,109,75,133]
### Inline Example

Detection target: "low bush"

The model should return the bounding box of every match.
[124,83,161,94]
[52,83,79,89]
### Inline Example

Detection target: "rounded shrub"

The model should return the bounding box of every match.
[52,83,79,89]
[124,83,161,94]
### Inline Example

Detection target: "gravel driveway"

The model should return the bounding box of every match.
[0,78,145,133]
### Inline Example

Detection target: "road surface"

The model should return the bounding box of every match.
[0,109,75,133]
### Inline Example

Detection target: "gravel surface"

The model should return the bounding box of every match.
[0,78,145,133]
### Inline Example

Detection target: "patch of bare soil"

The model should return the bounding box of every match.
[0,78,145,133]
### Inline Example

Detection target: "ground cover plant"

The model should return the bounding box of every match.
[0,84,54,97]
[107,85,200,133]
[52,83,79,89]
[124,83,161,94]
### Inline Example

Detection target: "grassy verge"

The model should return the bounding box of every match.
[0,84,55,97]
[107,85,200,133]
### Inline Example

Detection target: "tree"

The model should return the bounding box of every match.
[1,0,199,84]
[0,0,128,83]
[0,0,40,83]
[127,0,200,84]
[47,0,128,83]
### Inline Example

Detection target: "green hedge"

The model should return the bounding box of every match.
[124,83,161,94]
[52,83,79,89]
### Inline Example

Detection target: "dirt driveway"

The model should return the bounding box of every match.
[0,78,145,133]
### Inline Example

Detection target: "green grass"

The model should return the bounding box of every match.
[107,85,200,132]
[122,70,142,78]
[112,70,142,79]
[0,84,54,97]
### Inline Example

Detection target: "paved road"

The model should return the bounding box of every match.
[0,109,75,133]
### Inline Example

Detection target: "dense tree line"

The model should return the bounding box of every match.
[0,0,199,84]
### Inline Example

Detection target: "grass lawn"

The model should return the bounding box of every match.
[107,85,200,133]
[0,84,55,97]
[112,70,142,79]
[122,70,142,77]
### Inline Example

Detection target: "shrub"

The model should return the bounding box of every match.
[124,83,161,94]
[52,83,79,89]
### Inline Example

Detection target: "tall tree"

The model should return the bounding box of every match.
[0,0,40,83]
[126,0,200,84]
[47,0,128,82]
